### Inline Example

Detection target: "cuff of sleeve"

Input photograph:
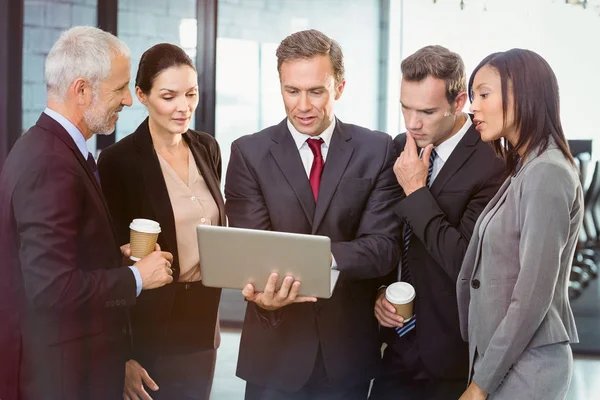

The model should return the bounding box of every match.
[394,186,442,235]
[128,266,143,297]
[394,186,429,219]
[331,254,338,269]
[472,359,505,395]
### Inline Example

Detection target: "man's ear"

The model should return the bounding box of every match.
[72,78,92,106]
[453,91,468,115]
[334,79,346,100]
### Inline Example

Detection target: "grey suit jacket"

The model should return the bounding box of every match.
[457,142,581,394]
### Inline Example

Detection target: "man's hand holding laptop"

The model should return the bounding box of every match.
[242,272,318,311]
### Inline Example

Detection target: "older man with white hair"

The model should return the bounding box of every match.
[0,26,174,400]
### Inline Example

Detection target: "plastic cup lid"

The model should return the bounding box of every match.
[129,218,161,234]
[386,282,416,304]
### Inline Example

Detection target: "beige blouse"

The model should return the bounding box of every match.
[157,148,219,282]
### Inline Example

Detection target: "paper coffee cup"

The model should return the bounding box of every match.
[385,282,416,321]
[129,219,161,261]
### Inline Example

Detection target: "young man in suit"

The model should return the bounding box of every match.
[0,26,173,400]
[225,29,403,399]
[369,45,505,400]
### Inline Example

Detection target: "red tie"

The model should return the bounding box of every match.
[307,138,325,201]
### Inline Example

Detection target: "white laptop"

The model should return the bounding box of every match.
[197,225,340,299]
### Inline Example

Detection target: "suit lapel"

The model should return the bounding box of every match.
[184,133,226,227]
[269,120,316,225]
[312,120,353,233]
[37,114,119,247]
[132,120,179,263]
[469,140,559,276]
[463,211,485,274]
[430,124,479,197]
[470,175,512,276]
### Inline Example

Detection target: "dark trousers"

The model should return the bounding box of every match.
[245,347,370,400]
[369,330,466,400]
[151,348,217,400]
[369,374,465,400]
[136,281,219,400]
[19,331,127,400]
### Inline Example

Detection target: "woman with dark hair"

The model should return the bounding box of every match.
[98,43,223,400]
[456,49,582,400]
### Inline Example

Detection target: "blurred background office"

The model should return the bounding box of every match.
[1,0,599,398]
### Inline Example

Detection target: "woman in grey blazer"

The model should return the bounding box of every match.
[457,49,582,400]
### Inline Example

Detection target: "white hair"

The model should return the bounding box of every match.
[45,26,130,100]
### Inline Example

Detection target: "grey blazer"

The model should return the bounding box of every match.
[457,142,582,394]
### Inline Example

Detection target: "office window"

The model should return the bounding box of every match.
[116,0,197,141]
[215,0,383,180]
[22,0,98,152]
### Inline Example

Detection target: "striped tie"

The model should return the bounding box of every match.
[396,148,437,337]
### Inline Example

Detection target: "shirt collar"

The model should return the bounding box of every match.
[44,107,89,159]
[287,117,336,150]
[432,113,472,163]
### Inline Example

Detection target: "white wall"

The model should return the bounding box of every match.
[399,0,600,155]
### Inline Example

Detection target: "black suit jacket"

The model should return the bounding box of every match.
[381,117,505,380]
[225,118,403,391]
[97,118,224,369]
[0,113,136,400]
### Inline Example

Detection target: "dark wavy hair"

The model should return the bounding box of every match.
[468,49,574,175]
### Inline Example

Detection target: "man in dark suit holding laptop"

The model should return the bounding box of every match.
[369,45,505,400]
[225,29,403,399]
[0,26,173,400]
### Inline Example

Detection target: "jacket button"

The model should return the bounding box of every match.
[471,279,481,289]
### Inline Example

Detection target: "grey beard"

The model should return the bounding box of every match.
[83,107,115,135]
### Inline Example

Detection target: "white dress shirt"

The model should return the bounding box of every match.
[427,113,472,184]
[287,118,336,177]
[287,117,338,267]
